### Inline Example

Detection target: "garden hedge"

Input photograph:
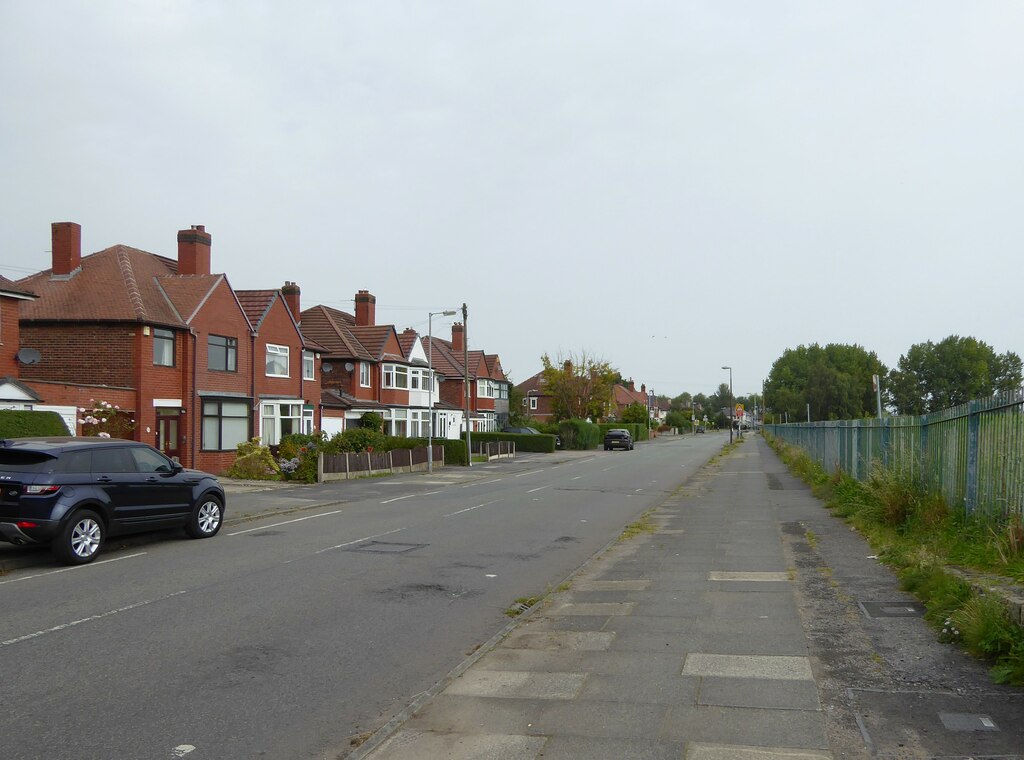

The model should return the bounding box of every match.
[0,410,71,438]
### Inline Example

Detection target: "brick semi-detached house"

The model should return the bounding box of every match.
[14,222,321,473]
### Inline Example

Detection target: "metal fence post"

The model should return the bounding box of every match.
[965,399,981,514]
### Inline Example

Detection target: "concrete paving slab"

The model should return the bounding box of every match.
[682,654,814,680]
[503,630,615,652]
[403,694,548,735]
[698,676,822,711]
[571,579,651,591]
[578,672,700,705]
[536,735,684,760]
[444,670,586,700]
[606,629,702,654]
[520,616,611,632]
[600,614,700,635]
[709,571,791,582]
[532,699,669,739]
[547,601,635,616]
[686,743,832,760]
[661,705,830,748]
[368,729,545,760]
[694,632,811,657]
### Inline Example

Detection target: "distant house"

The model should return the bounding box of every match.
[514,371,555,423]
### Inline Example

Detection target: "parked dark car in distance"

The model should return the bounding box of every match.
[0,437,226,565]
[604,428,634,451]
[503,426,561,449]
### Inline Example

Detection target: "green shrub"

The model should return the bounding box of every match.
[227,438,281,480]
[559,419,602,449]
[0,410,71,438]
[358,412,384,432]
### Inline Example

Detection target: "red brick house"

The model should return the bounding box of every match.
[14,222,317,473]
[235,284,323,446]
[514,371,555,423]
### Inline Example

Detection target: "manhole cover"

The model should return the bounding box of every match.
[345,541,426,554]
[859,601,926,618]
[939,712,999,732]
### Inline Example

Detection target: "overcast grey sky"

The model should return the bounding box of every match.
[2,2,1021,399]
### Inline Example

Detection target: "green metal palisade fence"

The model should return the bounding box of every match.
[765,389,1024,519]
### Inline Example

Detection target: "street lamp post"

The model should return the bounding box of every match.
[427,309,457,473]
[722,365,733,445]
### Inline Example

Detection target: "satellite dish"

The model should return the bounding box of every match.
[321,363,333,373]
[344,362,355,372]
[16,348,41,365]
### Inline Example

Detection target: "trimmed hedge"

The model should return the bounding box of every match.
[467,431,556,453]
[558,419,603,450]
[0,410,71,438]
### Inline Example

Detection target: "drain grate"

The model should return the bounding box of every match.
[344,541,426,554]
[858,601,926,618]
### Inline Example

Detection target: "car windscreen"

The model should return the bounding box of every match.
[0,450,59,473]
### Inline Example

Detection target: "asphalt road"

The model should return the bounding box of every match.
[0,433,725,760]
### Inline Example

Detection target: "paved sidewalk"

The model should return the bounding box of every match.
[355,435,835,760]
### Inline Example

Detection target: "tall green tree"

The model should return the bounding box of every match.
[539,351,617,421]
[621,403,649,424]
[671,392,692,410]
[887,336,1023,415]
[766,343,887,422]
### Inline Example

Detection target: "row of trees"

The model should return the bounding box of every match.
[764,335,1021,422]
[507,335,1020,429]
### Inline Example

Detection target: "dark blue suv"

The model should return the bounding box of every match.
[0,437,226,565]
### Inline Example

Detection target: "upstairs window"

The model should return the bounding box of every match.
[359,362,371,387]
[302,351,315,380]
[266,344,289,377]
[382,364,409,389]
[208,335,237,372]
[154,328,175,367]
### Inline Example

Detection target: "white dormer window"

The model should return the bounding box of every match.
[359,362,371,387]
[302,351,315,380]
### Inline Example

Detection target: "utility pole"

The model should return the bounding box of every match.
[463,302,472,467]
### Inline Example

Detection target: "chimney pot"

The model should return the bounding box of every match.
[51,221,82,276]
[282,281,301,322]
[177,224,212,275]
[354,290,376,326]
[451,322,465,352]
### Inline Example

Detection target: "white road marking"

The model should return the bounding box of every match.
[172,746,196,757]
[462,478,503,488]
[527,485,551,493]
[571,476,582,481]
[2,590,187,647]
[514,469,545,478]
[227,510,344,536]
[444,500,501,517]
[0,552,147,586]
[315,528,404,554]
[485,574,497,578]
[380,494,416,504]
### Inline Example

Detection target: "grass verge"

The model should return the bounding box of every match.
[766,433,1024,685]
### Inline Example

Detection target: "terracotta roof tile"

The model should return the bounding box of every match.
[300,305,374,361]
[19,246,186,325]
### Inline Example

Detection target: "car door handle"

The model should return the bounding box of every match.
[145,477,159,482]
[96,476,112,483]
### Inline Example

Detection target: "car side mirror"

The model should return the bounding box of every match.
[170,461,184,474]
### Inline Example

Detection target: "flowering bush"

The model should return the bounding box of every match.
[78,399,135,439]
[227,438,281,480]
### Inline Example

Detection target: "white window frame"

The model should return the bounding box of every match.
[530,396,538,410]
[382,363,409,390]
[302,351,315,381]
[359,362,371,387]
[266,344,290,378]
[261,401,302,445]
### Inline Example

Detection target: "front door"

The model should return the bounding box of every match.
[157,412,180,461]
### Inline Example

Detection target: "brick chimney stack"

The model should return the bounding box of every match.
[451,322,464,352]
[51,222,82,276]
[282,281,301,322]
[177,225,212,275]
[641,383,646,395]
[354,290,376,326]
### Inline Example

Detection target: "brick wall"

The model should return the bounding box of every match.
[20,323,136,386]
[0,298,23,377]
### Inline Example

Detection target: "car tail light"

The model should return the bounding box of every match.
[22,484,61,495]
[16,521,39,529]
